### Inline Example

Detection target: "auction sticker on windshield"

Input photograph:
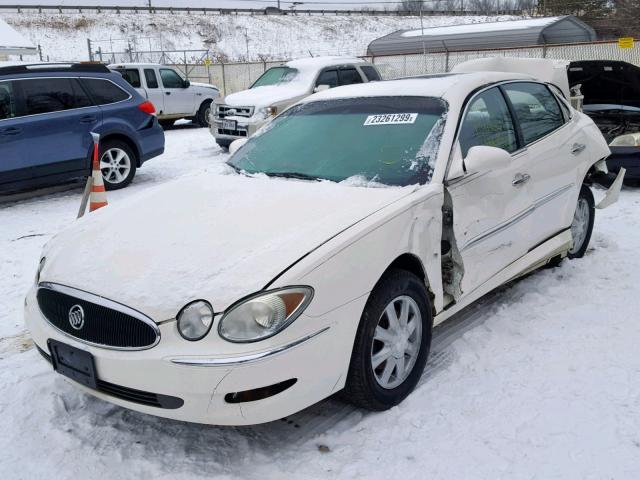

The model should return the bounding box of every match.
[364,113,418,126]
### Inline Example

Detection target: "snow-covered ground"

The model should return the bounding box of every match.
[2,125,640,479]
[2,12,518,62]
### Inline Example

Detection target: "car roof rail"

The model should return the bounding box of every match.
[0,63,111,76]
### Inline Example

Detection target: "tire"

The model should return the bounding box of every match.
[159,119,175,129]
[216,138,232,151]
[567,184,595,259]
[99,140,137,191]
[196,100,213,128]
[343,269,432,411]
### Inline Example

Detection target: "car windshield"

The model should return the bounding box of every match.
[251,67,299,88]
[228,96,447,186]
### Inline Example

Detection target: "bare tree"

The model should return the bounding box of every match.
[396,0,425,13]
[468,0,496,13]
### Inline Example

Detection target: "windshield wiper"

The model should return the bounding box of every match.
[265,171,321,182]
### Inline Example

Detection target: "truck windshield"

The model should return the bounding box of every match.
[228,96,447,186]
[251,67,298,88]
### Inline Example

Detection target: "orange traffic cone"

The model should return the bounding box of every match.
[89,132,108,212]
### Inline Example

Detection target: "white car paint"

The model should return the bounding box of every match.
[25,71,618,426]
[210,56,380,146]
[109,63,219,122]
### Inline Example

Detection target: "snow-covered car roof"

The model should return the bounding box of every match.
[300,71,534,104]
[285,56,368,71]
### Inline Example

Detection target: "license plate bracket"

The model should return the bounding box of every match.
[222,119,237,131]
[47,339,98,390]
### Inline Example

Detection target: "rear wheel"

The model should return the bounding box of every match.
[196,100,213,127]
[568,184,595,258]
[99,140,137,191]
[343,269,432,411]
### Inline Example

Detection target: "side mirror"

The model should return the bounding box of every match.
[313,84,330,93]
[464,146,511,174]
[229,138,248,155]
[183,79,191,88]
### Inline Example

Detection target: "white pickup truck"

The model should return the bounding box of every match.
[210,56,381,149]
[109,63,219,128]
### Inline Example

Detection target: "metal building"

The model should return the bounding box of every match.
[0,16,36,60]
[367,16,597,56]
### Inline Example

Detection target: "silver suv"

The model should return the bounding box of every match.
[210,56,381,149]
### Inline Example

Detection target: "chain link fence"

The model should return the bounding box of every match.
[151,40,639,96]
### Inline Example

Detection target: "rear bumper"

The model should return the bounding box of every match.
[137,120,165,165]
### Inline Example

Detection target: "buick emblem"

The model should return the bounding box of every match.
[68,305,85,330]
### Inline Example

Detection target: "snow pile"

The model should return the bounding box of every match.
[2,12,519,62]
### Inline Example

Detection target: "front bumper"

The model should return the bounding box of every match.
[24,287,364,425]
[208,115,266,143]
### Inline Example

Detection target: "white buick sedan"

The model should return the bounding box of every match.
[25,71,623,425]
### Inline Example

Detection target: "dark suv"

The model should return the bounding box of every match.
[0,63,165,193]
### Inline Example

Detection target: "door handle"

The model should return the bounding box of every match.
[571,143,586,155]
[512,173,531,186]
[0,127,21,136]
[80,115,97,124]
[165,92,171,95]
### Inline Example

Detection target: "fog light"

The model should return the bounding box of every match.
[177,300,214,341]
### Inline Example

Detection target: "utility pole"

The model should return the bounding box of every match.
[277,0,280,8]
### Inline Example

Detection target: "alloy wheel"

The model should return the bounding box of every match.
[100,148,132,185]
[371,295,423,390]
[569,197,590,255]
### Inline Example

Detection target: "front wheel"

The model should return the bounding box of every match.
[568,184,595,258]
[343,269,432,411]
[99,140,137,191]
[196,100,213,127]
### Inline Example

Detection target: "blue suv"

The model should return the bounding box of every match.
[0,63,165,193]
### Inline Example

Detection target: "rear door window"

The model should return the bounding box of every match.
[118,69,141,88]
[360,65,381,82]
[80,78,130,105]
[0,81,17,120]
[338,67,364,86]
[18,78,92,115]
[144,69,159,89]
[459,87,518,157]
[315,69,338,88]
[502,82,564,145]
[160,69,185,89]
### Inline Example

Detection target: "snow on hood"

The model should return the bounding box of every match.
[40,173,413,321]
[224,84,308,109]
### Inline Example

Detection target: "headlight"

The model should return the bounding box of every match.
[610,133,640,147]
[177,300,214,341]
[218,286,313,343]
[258,106,277,119]
[35,257,46,284]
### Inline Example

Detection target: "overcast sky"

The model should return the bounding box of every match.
[0,0,409,9]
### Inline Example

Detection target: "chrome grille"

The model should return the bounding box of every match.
[36,283,160,350]
[216,104,254,119]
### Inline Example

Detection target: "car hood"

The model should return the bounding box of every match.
[190,81,219,91]
[224,84,308,109]
[40,173,414,321]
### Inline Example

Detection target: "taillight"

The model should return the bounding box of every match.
[138,101,156,116]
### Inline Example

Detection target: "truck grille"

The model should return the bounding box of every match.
[36,283,160,350]
[216,104,254,119]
